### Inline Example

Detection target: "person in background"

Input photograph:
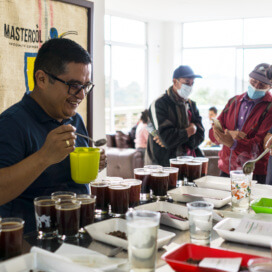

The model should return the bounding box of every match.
[205,106,219,147]
[128,123,137,148]
[146,65,205,166]
[208,106,218,122]
[0,38,106,233]
[263,131,272,185]
[134,110,149,160]
[209,63,272,184]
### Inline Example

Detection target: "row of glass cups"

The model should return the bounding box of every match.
[170,156,209,185]
[134,165,179,202]
[90,177,142,217]
[34,191,96,240]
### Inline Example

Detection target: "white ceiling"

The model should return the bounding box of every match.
[105,0,272,22]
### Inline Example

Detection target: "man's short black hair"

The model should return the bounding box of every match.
[33,38,91,85]
[209,106,217,114]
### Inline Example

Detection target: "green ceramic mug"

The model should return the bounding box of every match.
[70,147,100,184]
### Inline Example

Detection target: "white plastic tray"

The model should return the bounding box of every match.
[251,183,272,200]
[0,250,101,272]
[213,215,272,248]
[85,218,175,249]
[168,186,231,208]
[194,175,257,191]
[134,201,189,230]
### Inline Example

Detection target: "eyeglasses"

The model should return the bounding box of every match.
[44,71,94,96]
[250,78,270,90]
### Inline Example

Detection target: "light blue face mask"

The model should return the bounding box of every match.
[247,84,267,99]
[177,84,192,99]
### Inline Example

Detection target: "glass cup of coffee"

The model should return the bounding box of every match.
[150,171,170,200]
[109,184,130,217]
[134,168,152,201]
[0,218,24,260]
[162,167,179,190]
[55,199,81,240]
[51,191,76,201]
[77,194,96,232]
[186,161,202,184]
[193,157,209,177]
[34,196,59,239]
[170,158,189,185]
[90,181,109,214]
[122,179,142,208]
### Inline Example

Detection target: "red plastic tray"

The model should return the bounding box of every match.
[161,243,268,272]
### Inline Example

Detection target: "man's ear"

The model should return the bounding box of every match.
[35,70,48,89]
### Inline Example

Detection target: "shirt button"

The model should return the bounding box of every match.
[241,117,243,119]
[245,106,248,109]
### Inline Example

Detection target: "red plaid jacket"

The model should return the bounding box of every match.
[209,92,272,175]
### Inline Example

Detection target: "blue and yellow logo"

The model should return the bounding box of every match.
[24,28,78,93]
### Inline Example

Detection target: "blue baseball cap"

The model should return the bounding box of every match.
[173,65,202,79]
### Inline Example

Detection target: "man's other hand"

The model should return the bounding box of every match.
[99,148,107,170]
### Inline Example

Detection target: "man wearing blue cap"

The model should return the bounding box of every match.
[146,65,205,166]
[209,63,272,184]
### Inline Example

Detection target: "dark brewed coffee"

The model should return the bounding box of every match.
[91,182,109,211]
[109,185,130,215]
[56,205,80,237]
[35,199,57,234]
[122,179,141,207]
[150,172,169,196]
[193,158,209,177]
[186,162,202,182]
[134,170,151,194]
[170,159,187,181]
[168,171,178,190]
[79,201,95,228]
[0,222,23,260]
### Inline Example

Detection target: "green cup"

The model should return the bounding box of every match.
[70,147,100,184]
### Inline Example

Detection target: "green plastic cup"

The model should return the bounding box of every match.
[70,147,100,184]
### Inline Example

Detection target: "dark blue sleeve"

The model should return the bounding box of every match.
[0,116,26,168]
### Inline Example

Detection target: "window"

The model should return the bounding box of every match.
[182,17,272,139]
[105,15,147,133]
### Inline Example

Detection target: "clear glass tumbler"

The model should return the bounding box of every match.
[126,210,161,272]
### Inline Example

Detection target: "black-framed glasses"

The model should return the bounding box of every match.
[44,71,94,96]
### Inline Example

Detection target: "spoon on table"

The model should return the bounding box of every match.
[74,132,107,147]
[243,146,272,175]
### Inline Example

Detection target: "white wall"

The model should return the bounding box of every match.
[88,0,105,141]
[147,21,182,105]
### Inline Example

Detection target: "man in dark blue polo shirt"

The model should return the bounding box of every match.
[0,38,106,233]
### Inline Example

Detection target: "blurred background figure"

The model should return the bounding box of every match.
[205,106,219,147]
[208,106,218,122]
[134,110,149,160]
